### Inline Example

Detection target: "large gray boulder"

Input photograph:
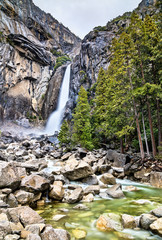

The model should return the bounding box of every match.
[63,159,93,180]
[150,218,162,236]
[0,162,21,190]
[14,190,34,205]
[21,174,50,193]
[140,214,157,230]
[49,181,64,200]
[41,226,59,240]
[63,187,83,204]
[106,184,125,198]
[100,173,116,185]
[7,206,44,227]
[107,150,126,167]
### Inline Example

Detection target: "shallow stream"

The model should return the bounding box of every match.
[36,179,162,240]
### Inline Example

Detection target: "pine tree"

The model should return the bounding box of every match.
[58,120,71,147]
[72,86,94,150]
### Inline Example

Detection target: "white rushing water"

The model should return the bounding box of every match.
[45,64,71,135]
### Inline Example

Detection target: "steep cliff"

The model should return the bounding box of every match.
[69,0,159,114]
[0,0,81,121]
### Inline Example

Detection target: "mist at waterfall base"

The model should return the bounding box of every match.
[44,64,71,135]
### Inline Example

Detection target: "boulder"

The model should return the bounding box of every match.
[100,173,116,185]
[107,150,126,167]
[25,224,45,236]
[4,234,20,240]
[81,175,98,185]
[63,160,93,180]
[7,206,44,227]
[0,162,21,190]
[72,229,87,239]
[63,187,83,203]
[0,221,12,240]
[14,190,34,205]
[150,172,162,188]
[21,174,50,193]
[6,193,18,208]
[82,193,94,202]
[73,204,89,210]
[106,184,125,198]
[49,181,64,200]
[52,215,67,221]
[150,218,162,236]
[41,226,59,240]
[84,185,100,195]
[26,234,41,240]
[122,214,136,229]
[96,213,123,232]
[151,207,162,218]
[21,160,47,172]
[54,229,70,240]
[140,214,157,230]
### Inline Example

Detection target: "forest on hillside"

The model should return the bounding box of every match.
[59,10,162,160]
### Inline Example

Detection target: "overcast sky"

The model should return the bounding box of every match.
[33,0,142,39]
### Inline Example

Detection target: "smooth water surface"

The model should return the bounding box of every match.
[36,180,162,240]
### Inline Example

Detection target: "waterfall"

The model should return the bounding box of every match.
[45,64,71,135]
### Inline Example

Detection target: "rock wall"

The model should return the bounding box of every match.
[0,0,81,121]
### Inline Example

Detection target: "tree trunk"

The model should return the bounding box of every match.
[157,99,162,150]
[127,64,145,160]
[138,48,157,157]
[142,110,150,157]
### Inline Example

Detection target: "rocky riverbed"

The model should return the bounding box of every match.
[0,124,161,239]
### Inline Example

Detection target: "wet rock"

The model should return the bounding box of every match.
[140,214,158,230]
[150,218,162,236]
[49,181,64,200]
[52,215,67,221]
[150,172,162,188]
[82,193,94,202]
[21,174,50,193]
[81,175,98,185]
[63,160,93,180]
[14,190,34,205]
[0,162,21,190]
[8,206,44,227]
[106,184,125,198]
[73,204,89,210]
[125,186,138,191]
[122,214,136,229]
[84,185,100,195]
[100,173,116,185]
[151,207,162,218]
[96,213,123,232]
[72,229,87,239]
[133,199,152,205]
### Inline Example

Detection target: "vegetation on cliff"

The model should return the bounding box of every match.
[59,11,161,158]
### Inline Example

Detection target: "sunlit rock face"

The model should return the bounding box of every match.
[0,0,81,120]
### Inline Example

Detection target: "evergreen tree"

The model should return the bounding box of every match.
[72,86,94,150]
[58,120,71,147]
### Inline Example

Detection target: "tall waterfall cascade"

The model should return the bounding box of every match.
[45,64,71,135]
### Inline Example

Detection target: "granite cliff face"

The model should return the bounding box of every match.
[0,0,81,121]
[69,0,158,115]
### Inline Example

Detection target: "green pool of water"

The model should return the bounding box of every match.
[36,179,162,240]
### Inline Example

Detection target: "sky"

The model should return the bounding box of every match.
[33,0,142,39]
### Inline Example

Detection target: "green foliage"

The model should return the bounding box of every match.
[50,49,62,56]
[72,86,94,150]
[58,120,71,146]
[54,56,71,71]
[93,26,107,32]
[79,70,87,84]
[41,94,45,100]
